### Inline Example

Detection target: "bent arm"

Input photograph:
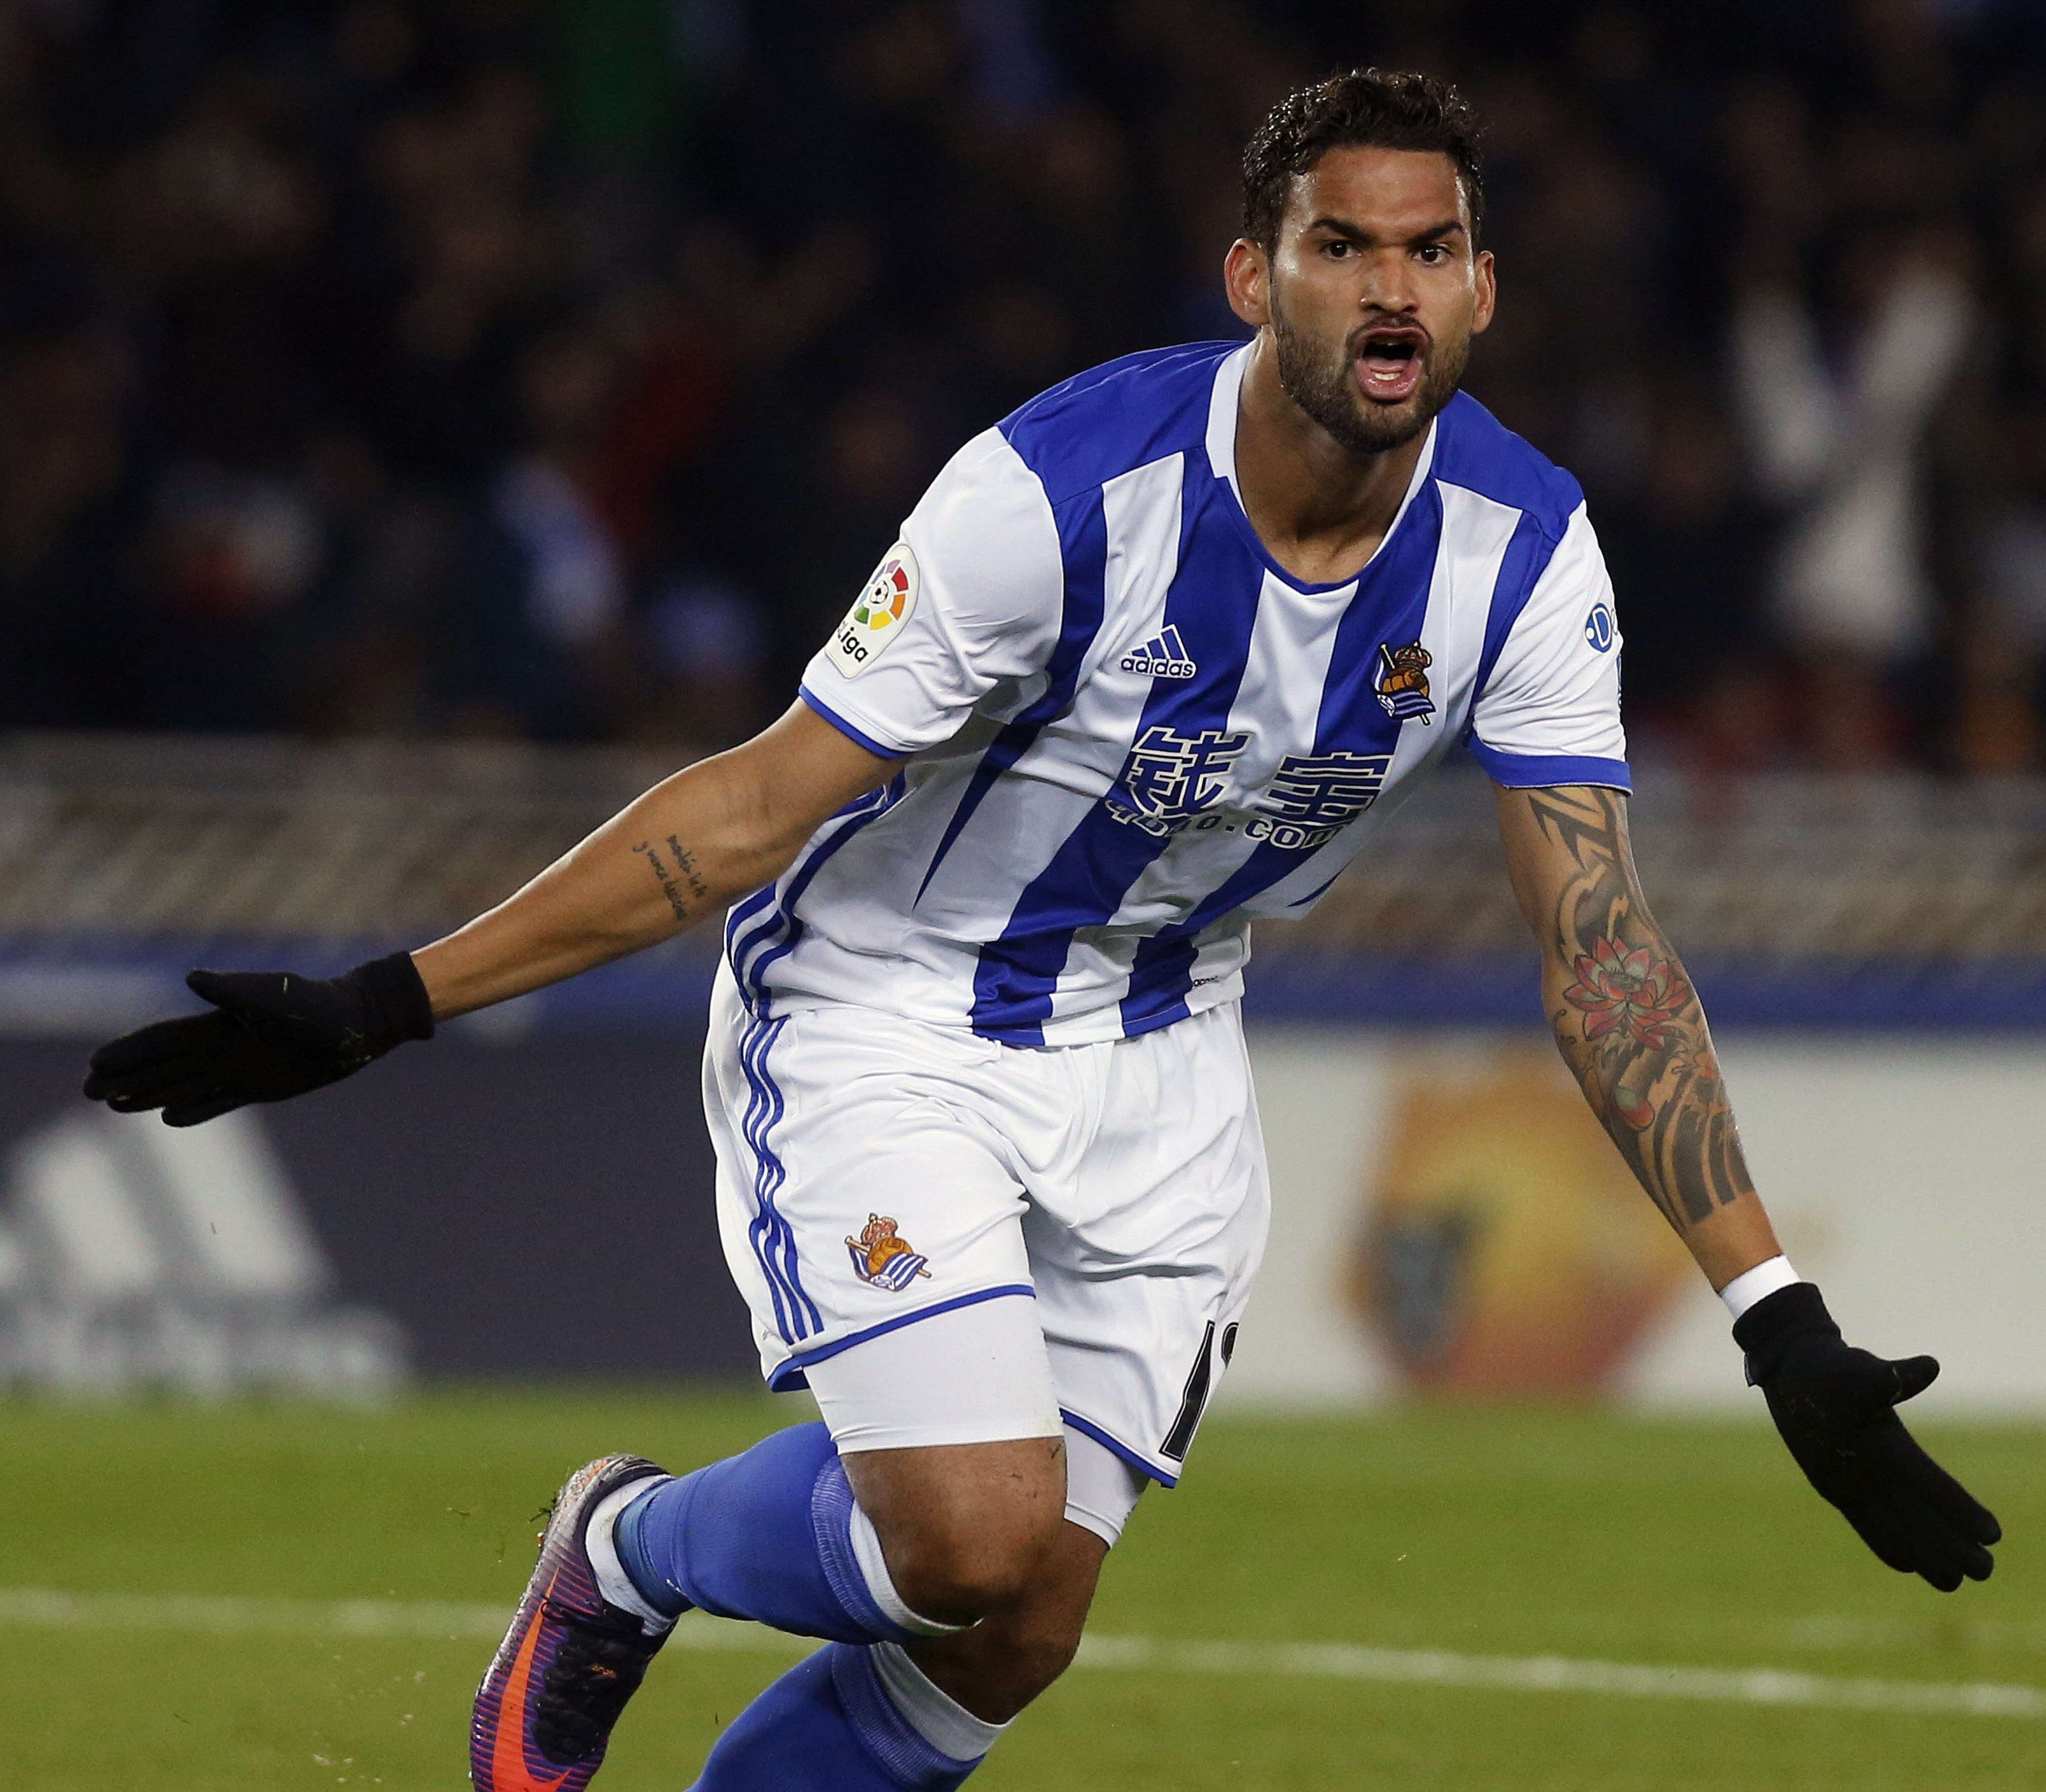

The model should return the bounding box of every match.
[1494,783,1783,1291]
[413,703,896,1020]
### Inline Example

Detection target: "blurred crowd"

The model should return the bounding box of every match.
[4,0,2046,772]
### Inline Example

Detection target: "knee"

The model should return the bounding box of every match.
[882,1510,1063,1628]
[900,1580,1089,1724]
[952,1611,1083,1722]
[847,1434,1071,1629]
[999,1603,1084,1696]
[891,1518,1108,1723]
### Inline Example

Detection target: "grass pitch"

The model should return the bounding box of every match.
[3,1389,2040,1790]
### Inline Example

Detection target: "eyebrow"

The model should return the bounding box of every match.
[1303,216,1468,245]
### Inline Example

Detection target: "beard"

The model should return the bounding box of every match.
[1270,295,1470,457]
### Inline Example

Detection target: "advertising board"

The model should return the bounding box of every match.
[1238,1031,2046,1412]
[3,987,2038,1406]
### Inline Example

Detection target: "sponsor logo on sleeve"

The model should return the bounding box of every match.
[828,544,919,678]
[1584,602,1616,652]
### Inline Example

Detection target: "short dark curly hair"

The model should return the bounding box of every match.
[1241,69,1486,253]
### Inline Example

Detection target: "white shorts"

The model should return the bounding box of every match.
[702,962,1270,1490]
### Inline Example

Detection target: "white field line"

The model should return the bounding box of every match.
[1073,1634,2046,1720]
[3,1587,2041,1721]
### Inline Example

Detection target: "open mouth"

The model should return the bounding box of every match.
[1355,327,1428,404]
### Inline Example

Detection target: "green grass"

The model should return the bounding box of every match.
[2,1389,2040,1790]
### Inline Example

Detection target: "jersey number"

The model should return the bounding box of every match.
[1160,1319,1239,1462]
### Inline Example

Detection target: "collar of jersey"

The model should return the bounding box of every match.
[1205,341,1440,598]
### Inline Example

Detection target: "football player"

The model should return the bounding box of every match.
[86,68,1998,1792]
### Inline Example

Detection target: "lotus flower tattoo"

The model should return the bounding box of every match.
[1562,936,1687,1051]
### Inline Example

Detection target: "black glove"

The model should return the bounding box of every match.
[82,953,435,1127]
[1735,1281,2000,1591]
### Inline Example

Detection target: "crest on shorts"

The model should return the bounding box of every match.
[846,1214,932,1291]
[1375,640,1435,724]
[827,544,919,678]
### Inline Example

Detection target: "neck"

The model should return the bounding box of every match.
[1232,333,1430,586]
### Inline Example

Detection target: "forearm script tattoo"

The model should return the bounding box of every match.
[1526,787,1754,1235]
[634,835,710,926]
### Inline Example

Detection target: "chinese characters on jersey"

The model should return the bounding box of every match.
[1107,725,1394,851]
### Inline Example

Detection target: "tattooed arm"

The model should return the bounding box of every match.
[1495,783,1784,1291]
[80,702,897,1124]
[410,702,896,1020]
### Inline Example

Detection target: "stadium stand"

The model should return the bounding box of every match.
[6,2,2046,770]
[4,734,2045,1032]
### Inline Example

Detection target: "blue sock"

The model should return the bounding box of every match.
[613,1421,919,1644]
[691,1645,984,1790]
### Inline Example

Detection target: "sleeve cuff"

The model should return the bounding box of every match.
[1467,739,1632,791]
[799,685,911,762]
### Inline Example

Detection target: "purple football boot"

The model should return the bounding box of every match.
[471,1454,674,1791]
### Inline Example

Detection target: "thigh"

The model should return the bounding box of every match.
[809,1296,1141,1551]
[1062,1423,1149,1547]
[701,968,1042,1391]
[1030,1000,1271,1487]
[841,1434,1070,1599]
[805,1287,1062,1453]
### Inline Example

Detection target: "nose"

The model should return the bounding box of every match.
[1358,248,1420,315]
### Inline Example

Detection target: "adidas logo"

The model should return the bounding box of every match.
[1121,625,1197,680]
[0,1105,407,1397]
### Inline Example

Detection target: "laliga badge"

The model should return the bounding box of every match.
[829,543,918,677]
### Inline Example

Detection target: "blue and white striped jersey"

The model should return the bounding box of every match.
[726,341,1628,1046]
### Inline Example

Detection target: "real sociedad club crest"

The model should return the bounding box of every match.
[846,1214,932,1291]
[1375,640,1435,724]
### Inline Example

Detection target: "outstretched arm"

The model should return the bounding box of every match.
[1493,781,1780,1291]
[1495,781,1999,1592]
[414,701,895,1018]
[82,702,896,1122]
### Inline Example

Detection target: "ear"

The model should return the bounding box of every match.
[1471,248,1497,337]
[1224,238,1271,329]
